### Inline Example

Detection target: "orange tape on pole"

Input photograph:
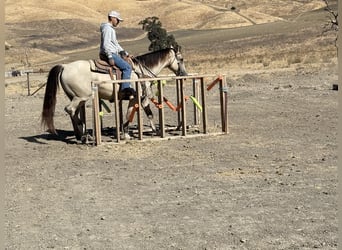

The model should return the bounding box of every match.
[207,75,223,91]
[128,105,139,122]
[150,98,160,108]
[150,98,157,105]
[175,96,189,111]
[163,97,177,111]
[150,97,163,109]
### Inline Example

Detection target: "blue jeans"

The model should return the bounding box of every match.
[112,53,132,90]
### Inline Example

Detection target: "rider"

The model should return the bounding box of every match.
[99,10,136,100]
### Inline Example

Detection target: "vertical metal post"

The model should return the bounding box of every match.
[99,99,103,131]
[176,79,182,126]
[223,76,229,134]
[113,81,120,143]
[192,78,200,125]
[119,100,123,138]
[92,83,101,145]
[26,72,30,96]
[136,81,143,140]
[200,77,207,134]
[180,78,187,136]
[219,77,229,133]
[158,80,165,138]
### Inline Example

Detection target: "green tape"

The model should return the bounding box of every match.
[189,96,202,112]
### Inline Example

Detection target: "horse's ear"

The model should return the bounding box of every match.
[170,45,180,53]
[175,45,181,53]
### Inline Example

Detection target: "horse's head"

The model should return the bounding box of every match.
[168,47,188,76]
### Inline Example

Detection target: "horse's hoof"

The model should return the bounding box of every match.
[46,128,57,135]
[120,133,131,140]
[80,135,87,144]
[81,134,94,144]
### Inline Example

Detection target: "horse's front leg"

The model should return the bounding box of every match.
[121,95,157,139]
[141,96,157,133]
[142,103,157,132]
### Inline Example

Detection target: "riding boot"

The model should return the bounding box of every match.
[118,87,136,100]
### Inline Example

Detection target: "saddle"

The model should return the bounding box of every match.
[89,54,135,102]
[89,59,122,81]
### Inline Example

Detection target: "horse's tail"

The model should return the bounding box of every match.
[41,65,64,134]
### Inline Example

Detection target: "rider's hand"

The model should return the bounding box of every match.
[108,58,115,66]
[119,50,129,58]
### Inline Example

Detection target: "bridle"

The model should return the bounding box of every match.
[134,60,157,78]
[169,49,185,76]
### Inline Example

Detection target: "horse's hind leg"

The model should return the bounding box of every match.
[121,97,144,140]
[65,97,88,140]
[121,99,133,140]
[70,107,86,141]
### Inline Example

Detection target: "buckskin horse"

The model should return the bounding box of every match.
[41,47,188,141]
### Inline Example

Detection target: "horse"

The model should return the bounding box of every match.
[41,47,188,141]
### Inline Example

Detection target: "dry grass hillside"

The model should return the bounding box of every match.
[5,0,337,74]
[5,0,326,28]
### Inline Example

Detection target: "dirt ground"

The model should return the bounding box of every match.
[4,61,338,249]
[4,2,339,248]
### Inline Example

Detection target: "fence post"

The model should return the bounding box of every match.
[223,75,229,134]
[92,83,101,145]
[179,78,187,136]
[219,75,229,134]
[192,78,200,125]
[135,81,143,140]
[157,80,165,138]
[176,79,181,126]
[200,77,207,134]
[26,72,30,96]
[113,81,120,143]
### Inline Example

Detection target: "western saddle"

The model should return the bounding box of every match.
[89,58,122,81]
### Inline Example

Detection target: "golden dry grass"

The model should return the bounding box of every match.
[5,0,337,74]
[5,0,326,29]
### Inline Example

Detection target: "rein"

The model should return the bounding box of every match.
[133,48,181,78]
[133,58,158,78]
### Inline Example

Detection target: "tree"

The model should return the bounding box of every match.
[139,17,181,52]
[322,0,338,45]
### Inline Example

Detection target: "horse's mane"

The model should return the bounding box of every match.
[133,48,173,68]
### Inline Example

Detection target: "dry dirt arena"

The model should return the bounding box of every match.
[5,65,338,249]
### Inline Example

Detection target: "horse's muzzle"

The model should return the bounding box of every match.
[178,70,188,76]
